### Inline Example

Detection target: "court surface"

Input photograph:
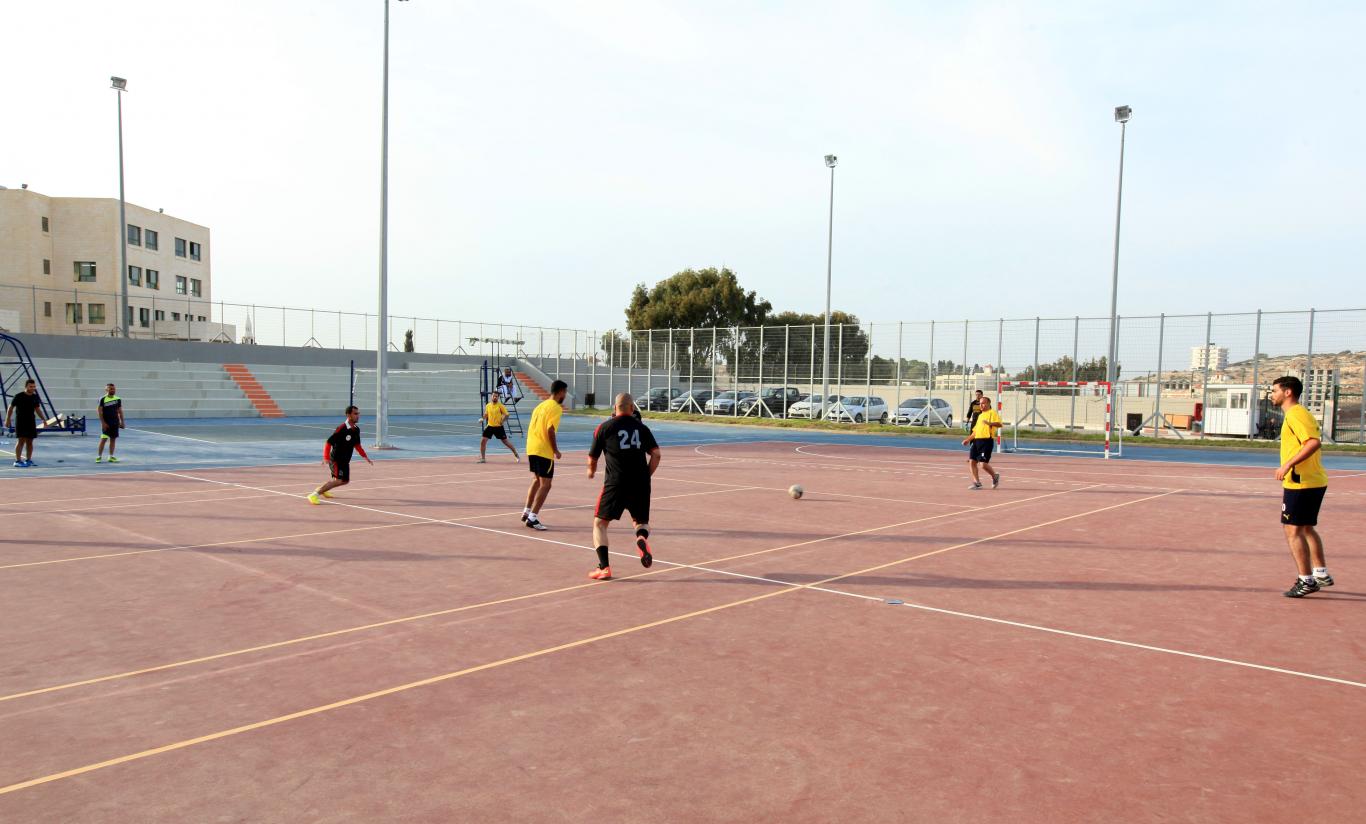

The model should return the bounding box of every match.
[1,425,1364,822]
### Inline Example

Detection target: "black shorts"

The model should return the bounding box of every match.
[528,455,555,479]
[1281,486,1326,526]
[596,483,650,523]
[968,438,994,463]
[482,425,507,441]
[14,422,37,439]
[101,421,120,439]
[330,460,351,483]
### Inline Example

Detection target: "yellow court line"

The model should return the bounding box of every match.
[0,482,754,572]
[659,475,980,509]
[0,472,527,518]
[0,485,1176,797]
[0,484,1090,702]
[0,521,433,571]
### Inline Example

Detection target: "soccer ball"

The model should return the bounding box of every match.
[788,484,804,500]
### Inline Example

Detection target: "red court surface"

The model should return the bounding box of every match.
[1,440,1364,822]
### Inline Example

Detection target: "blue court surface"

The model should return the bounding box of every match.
[3,414,1365,479]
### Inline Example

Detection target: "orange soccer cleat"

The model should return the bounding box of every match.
[588,567,613,581]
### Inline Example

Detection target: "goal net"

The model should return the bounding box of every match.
[996,381,1121,459]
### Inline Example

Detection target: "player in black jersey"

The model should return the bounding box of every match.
[585,393,660,580]
[308,406,372,504]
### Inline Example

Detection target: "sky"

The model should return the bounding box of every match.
[4,0,1364,334]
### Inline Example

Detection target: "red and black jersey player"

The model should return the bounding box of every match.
[308,405,373,504]
[585,392,661,580]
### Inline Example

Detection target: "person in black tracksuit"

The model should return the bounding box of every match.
[585,393,661,580]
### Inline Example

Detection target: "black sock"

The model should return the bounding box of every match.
[635,527,649,540]
[596,546,610,569]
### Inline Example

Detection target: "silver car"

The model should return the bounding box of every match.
[891,397,954,427]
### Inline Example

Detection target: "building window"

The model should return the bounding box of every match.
[175,276,187,295]
[172,312,181,321]
[127,225,141,246]
[139,307,150,328]
[146,269,159,289]
[88,304,107,325]
[197,315,206,322]
[42,259,50,275]
[145,229,159,251]
[189,241,202,261]
[154,310,165,321]
[190,278,202,297]
[66,303,83,324]
[175,237,187,258]
[74,261,97,282]
[128,265,142,286]
[43,302,52,317]
[41,216,50,233]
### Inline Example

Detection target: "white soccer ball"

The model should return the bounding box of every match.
[788,484,804,500]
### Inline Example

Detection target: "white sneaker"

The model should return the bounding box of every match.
[476,458,486,463]
[969,482,983,490]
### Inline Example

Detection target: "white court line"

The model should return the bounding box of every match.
[124,427,220,444]
[789,443,1363,484]
[659,475,980,509]
[880,599,1366,689]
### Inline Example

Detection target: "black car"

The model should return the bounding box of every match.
[669,389,715,413]
[739,387,804,417]
[641,386,681,411]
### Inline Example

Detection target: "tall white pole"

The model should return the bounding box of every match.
[821,156,837,417]
[114,82,129,338]
[375,0,393,446]
[1106,110,1130,385]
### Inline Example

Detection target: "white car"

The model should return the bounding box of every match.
[826,395,889,424]
[891,397,954,427]
[703,390,754,415]
[788,393,843,419]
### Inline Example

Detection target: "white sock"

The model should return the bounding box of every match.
[1299,574,1314,582]
[1313,567,1329,577]
[523,507,532,516]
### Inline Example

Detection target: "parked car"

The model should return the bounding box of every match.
[739,387,804,417]
[641,386,681,411]
[788,393,843,419]
[826,395,889,424]
[670,389,715,413]
[891,397,954,427]
[703,390,755,415]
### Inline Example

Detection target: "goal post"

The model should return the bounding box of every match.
[996,380,1120,459]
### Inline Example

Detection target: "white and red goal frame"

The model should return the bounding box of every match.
[995,380,1119,459]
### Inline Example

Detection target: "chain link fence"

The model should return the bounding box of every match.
[3,280,1362,442]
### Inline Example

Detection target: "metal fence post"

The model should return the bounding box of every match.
[786,325,797,418]
[758,326,765,405]
[836,323,844,401]
[996,318,1003,389]
[647,329,654,399]
[733,328,740,416]
[1032,317,1040,427]
[1360,353,1365,444]
[809,323,816,407]
[1070,316,1079,429]
[1153,313,1166,438]
[710,327,717,408]
[927,319,936,411]
[689,327,696,400]
[865,322,873,412]
[556,328,562,379]
[895,321,904,412]
[1249,310,1262,437]
[960,319,969,420]
[1200,311,1212,439]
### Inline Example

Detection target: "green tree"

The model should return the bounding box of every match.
[1012,356,1114,382]
[625,267,771,331]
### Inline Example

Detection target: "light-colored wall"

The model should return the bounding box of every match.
[0,188,214,337]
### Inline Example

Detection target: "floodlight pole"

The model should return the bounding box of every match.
[821,155,837,417]
[375,0,408,446]
[1106,106,1131,385]
[112,77,130,338]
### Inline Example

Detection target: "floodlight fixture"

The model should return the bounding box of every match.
[110,76,127,91]
[1114,105,1131,123]
[824,154,838,168]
